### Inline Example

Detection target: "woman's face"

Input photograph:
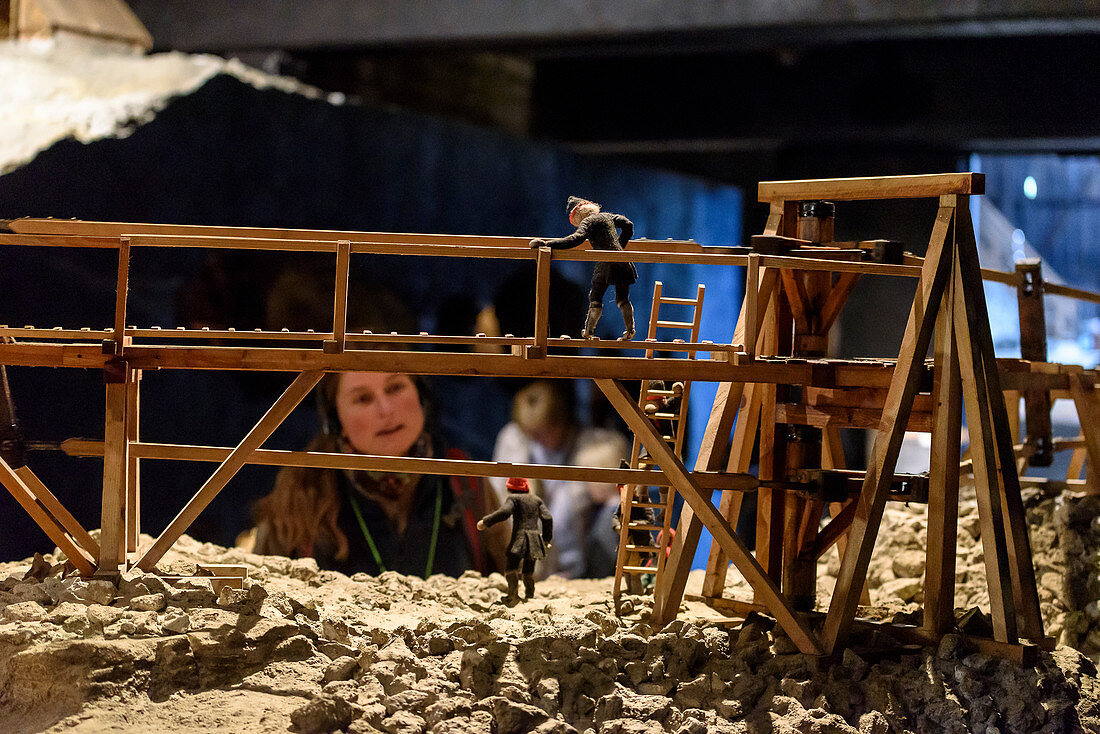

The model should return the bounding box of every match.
[335,372,425,457]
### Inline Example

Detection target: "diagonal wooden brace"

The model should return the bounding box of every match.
[821,199,956,652]
[136,370,324,571]
[597,378,823,654]
[0,455,96,575]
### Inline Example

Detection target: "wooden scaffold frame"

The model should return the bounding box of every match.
[2,172,1095,659]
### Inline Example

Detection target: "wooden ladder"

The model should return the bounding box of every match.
[613,281,704,612]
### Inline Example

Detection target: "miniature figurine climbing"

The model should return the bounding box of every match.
[530,196,637,340]
[477,476,554,605]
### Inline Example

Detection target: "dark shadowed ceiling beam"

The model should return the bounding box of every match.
[128,0,1100,53]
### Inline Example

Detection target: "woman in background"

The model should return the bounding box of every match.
[249,371,507,577]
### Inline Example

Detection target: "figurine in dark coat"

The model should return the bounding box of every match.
[477,476,554,605]
[530,196,637,340]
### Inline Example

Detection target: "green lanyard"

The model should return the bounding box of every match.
[346,481,443,579]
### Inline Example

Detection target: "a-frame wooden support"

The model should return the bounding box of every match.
[657,182,1044,655]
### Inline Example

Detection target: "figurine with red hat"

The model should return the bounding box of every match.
[477,476,554,605]
[530,196,636,340]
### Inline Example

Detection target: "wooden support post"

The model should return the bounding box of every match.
[822,197,955,652]
[98,363,130,576]
[325,239,352,353]
[597,378,823,654]
[529,246,551,358]
[924,264,962,634]
[1017,259,1053,466]
[136,370,324,571]
[744,254,759,358]
[126,368,141,553]
[110,236,130,355]
[956,204,1044,640]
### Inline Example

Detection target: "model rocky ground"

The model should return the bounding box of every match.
[1,486,1099,733]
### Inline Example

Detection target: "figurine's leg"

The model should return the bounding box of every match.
[616,284,634,340]
[523,558,536,599]
[504,552,521,605]
[583,280,608,339]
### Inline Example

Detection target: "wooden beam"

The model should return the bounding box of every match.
[532,246,551,356]
[126,369,141,553]
[135,370,324,571]
[62,437,766,490]
[98,370,129,575]
[924,264,962,635]
[15,465,100,558]
[956,205,1044,640]
[596,377,823,654]
[328,240,351,353]
[818,272,862,333]
[758,173,984,202]
[0,456,95,575]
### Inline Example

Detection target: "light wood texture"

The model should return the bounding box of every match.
[125,369,141,554]
[136,371,324,571]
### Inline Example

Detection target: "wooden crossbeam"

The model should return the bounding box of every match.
[136,370,324,571]
[597,378,823,654]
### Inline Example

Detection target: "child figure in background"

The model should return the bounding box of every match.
[530,196,636,340]
[489,380,628,578]
[478,477,553,605]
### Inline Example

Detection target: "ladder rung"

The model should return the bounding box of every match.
[628,523,662,531]
[624,545,661,552]
[622,565,656,574]
[646,389,677,397]
[650,412,680,420]
[630,501,665,509]
[656,320,694,329]
[659,297,699,305]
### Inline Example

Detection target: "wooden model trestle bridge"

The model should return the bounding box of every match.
[2,173,1097,660]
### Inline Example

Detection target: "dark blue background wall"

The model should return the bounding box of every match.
[0,73,742,561]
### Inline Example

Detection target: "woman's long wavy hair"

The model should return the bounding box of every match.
[253,372,434,560]
[254,374,348,559]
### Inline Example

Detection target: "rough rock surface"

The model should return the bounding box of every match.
[0,516,1098,733]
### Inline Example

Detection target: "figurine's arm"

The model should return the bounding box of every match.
[530,221,588,250]
[612,214,634,248]
[538,499,554,544]
[478,496,514,529]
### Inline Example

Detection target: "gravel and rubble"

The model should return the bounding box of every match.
[0,511,1099,734]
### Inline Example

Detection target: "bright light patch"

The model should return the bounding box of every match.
[1023,175,1038,199]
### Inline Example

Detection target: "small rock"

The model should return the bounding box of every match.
[380,709,426,734]
[60,579,116,606]
[1,601,47,622]
[858,711,889,734]
[290,694,361,734]
[879,577,922,603]
[130,593,167,612]
[322,656,359,683]
[162,613,190,634]
[891,549,926,578]
[10,583,50,604]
